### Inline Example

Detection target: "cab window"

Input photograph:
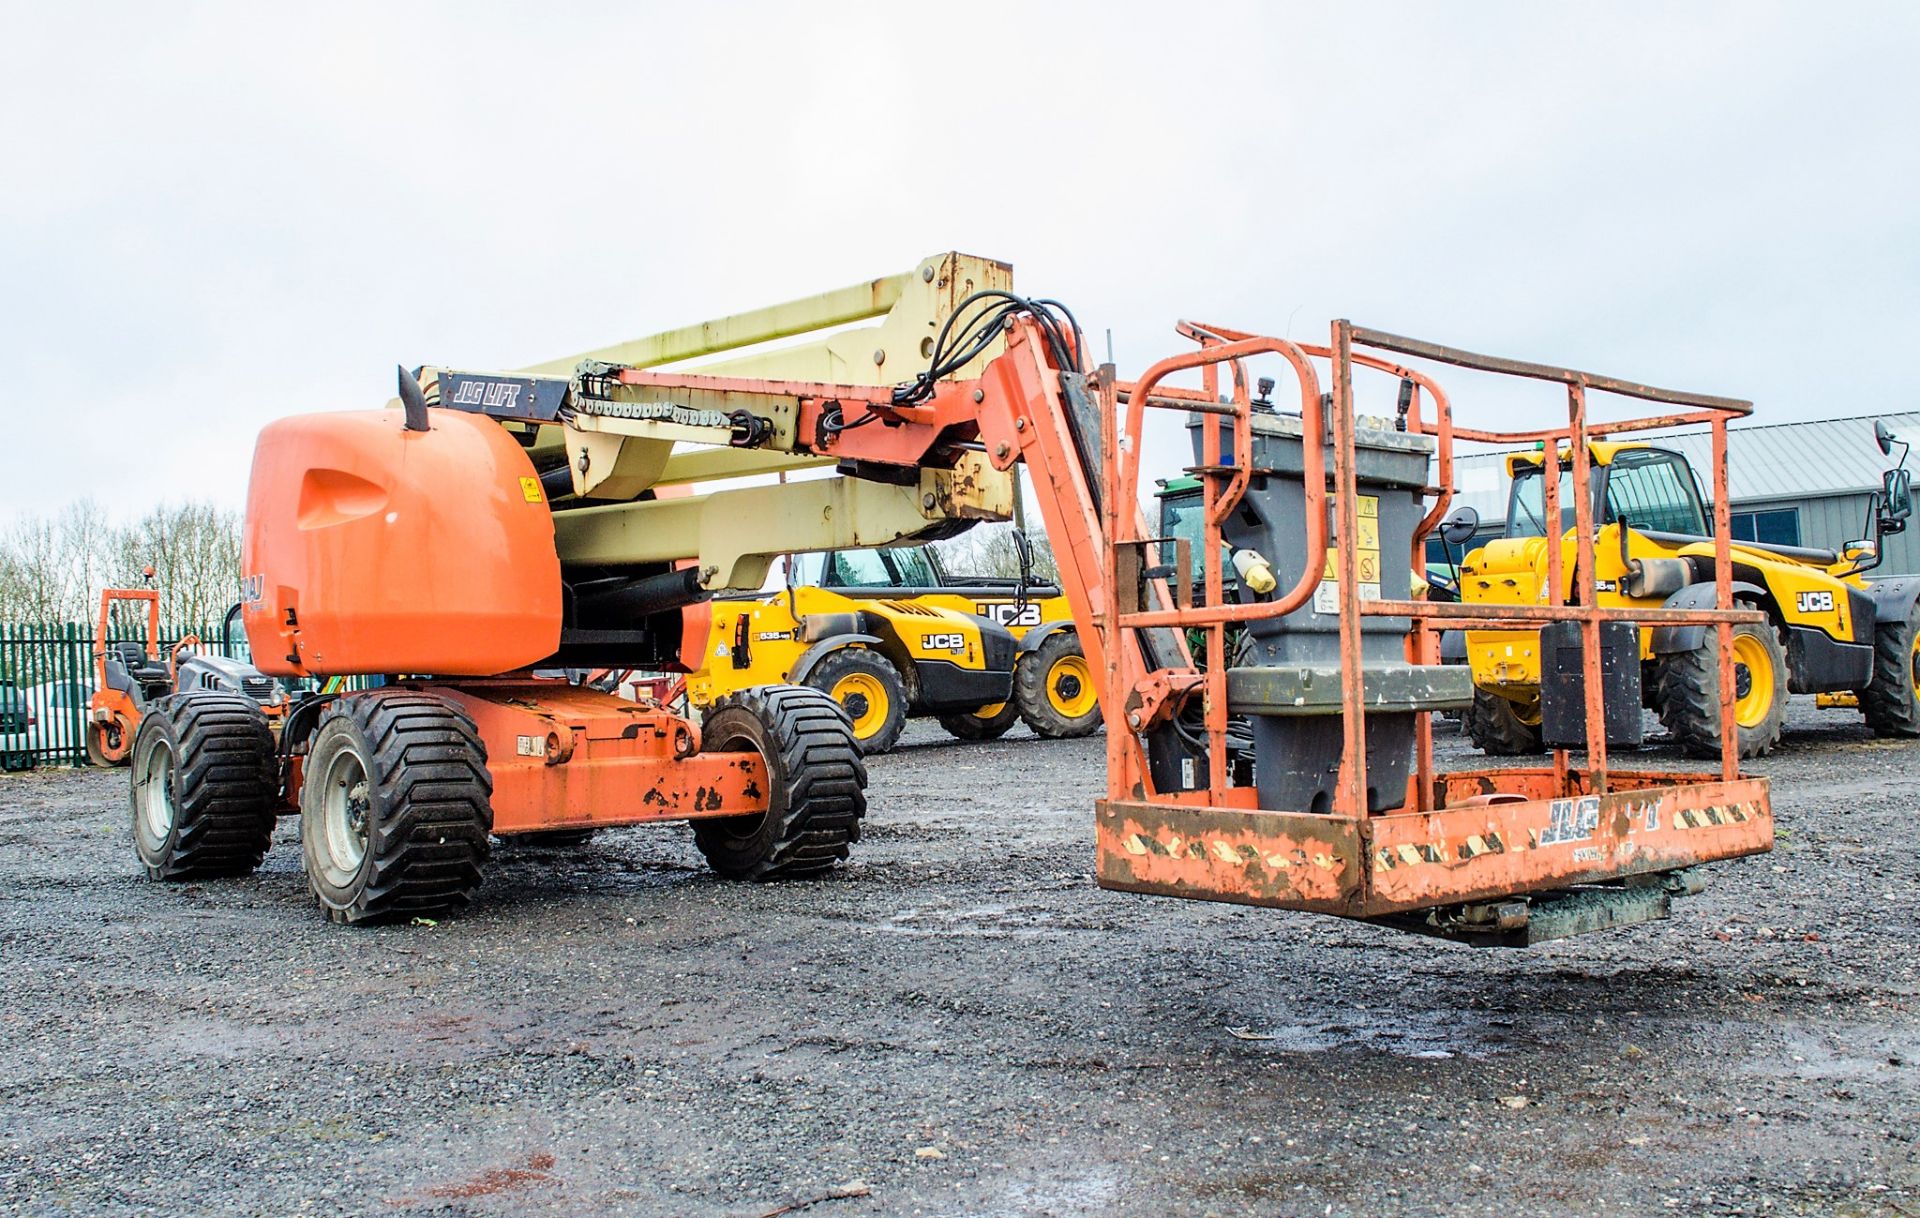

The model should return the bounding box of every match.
[786,553,826,589]
[883,548,937,587]
[1506,467,1574,538]
[1603,449,1706,536]
[825,550,893,587]
[1158,488,1218,581]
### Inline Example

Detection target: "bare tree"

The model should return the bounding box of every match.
[111,502,244,628]
[0,499,241,630]
[0,508,92,624]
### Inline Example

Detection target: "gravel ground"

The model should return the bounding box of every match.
[0,700,1915,1218]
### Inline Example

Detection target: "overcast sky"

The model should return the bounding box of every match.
[3,2,1915,525]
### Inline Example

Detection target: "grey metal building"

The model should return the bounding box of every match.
[1444,411,1919,575]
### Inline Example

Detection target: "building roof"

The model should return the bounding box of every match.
[1446,410,1919,520]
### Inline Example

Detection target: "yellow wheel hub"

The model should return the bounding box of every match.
[1731,632,1776,729]
[1910,633,1920,709]
[829,672,889,739]
[1046,654,1098,719]
[974,701,1007,719]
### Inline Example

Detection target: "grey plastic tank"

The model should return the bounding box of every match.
[1190,411,1472,813]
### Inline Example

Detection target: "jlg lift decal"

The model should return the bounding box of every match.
[1372,793,1763,873]
[451,379,523,411]
[1539,796,1603,845]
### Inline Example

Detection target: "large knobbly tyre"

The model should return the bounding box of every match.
[130,693,277,881]
[938,699,1020,742]
[1862,599,1920,737]
[1657,601,1787,759]
[1015,632,1101,739]
[1464,688,1546,756]
[804,648,908,755]
[693,685,866,880]
[301,690,491,925]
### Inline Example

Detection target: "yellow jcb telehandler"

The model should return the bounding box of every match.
[1459,427,1918,757]
[685,537,1095,752]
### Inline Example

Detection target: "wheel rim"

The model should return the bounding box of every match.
[829,672,888,739]
[1512,698,1543,727]
[974,701,1007,719]
[135,738,176,849]
[1731,632,1774,729]
[1046,654,1098,718]
[316,743,372,888]
[1910,633,1920,710]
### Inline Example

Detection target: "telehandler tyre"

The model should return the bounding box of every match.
[300,690,492,925]
[1016,633,1101,739]
[938,700,1020,741]
[130,693,277,881]
[693,686,866,880]
[1657,600,1787,759]
[805,648,908,755]
[1861,599,1920,737]
[1463,688,1546,756]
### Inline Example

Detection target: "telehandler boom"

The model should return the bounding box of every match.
[130,254,1772,943]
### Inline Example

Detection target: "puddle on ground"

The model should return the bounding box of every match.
[973,1164,1125,1218]
[1218,1006,1532,1060]
[1759,1025,1919,1081]
[864,903,1073,939]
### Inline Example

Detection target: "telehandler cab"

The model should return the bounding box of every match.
[129,254,1773,944]
[1460,426,1919,758]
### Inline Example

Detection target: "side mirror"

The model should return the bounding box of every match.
[1012,528,1036,580]
[1439,505,1480,547]
[1876,420,1898,457]
[1842,539,1879,564]
[1885,467,1914,522]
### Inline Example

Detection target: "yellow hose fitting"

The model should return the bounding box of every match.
[1232,548,1278,595]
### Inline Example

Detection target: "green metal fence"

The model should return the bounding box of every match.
[0,622,222,769]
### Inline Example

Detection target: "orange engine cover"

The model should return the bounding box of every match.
[240,408,562,677]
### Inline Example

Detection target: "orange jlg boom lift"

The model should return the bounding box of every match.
[128,254,1770,941]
